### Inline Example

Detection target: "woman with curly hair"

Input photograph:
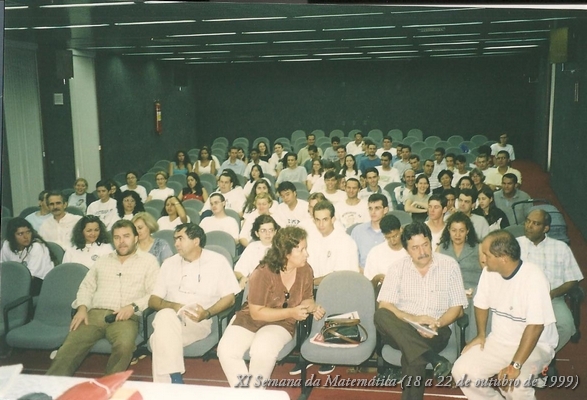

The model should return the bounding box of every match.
[63,215,113,268]
[218,226,325,388]
[437,211,481,340]
[117,190,146,220]
[1,217,55,295]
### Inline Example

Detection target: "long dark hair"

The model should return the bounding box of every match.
[6,217,58,264]
[182,172,204,196]
[261,226,306,273]
[174,150,192,168]
[439,211,479,249]
[243,180,276,214]
[71,215,111,250]
[117,190,145,218]
[248,164,265,183]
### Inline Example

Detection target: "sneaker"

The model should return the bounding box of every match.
[289,362,313,375]
[318,364,336,375]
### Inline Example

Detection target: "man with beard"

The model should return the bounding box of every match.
[46,219,159,376]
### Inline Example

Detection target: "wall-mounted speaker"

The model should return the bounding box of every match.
[56,50,73,79]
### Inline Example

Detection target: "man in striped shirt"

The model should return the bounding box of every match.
[374,222,467,400]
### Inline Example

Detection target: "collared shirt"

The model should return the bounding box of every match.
[39,213,82,249]
[485,166,522,187]
[517,236,583,291]
[73,250,159,312]
[494,189,531,226]
[393,160,411,176]
[346,141,364,156]
[358,185,392,208]
[297,146,324,166]
[377,253,468,319]
[152,250,240,309]
[307,229,359,278]
[351,222,385,268]
[218,159,246,176]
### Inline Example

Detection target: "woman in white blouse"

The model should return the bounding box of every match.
[147,171,175,202]
[234,214,279,290]
[62,215,113,268]
[157,196,189,231]
[0,218,55,296]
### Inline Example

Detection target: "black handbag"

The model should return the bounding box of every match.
[320,317,368,345]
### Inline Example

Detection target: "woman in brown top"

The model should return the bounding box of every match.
[217,226,325,388]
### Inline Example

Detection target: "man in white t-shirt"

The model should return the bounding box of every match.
[376,152,401,186]
[335,178,369,230]
[68,178,97,213]
[274,181,309,227]
[86,180,119,230]
[363,214,407,288]
[359,168,392,207]
[199,193,240,242]
[376,136,397,160]
[244,148,273,177]
[268,142,288,176]
[275,153,307,185]
[319,170,346,205]
[490,133,515,161]
[452,230,557,399]
[346,131,364,156]
[201,172,246,217]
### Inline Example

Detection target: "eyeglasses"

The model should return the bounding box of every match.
[282,291,290,309]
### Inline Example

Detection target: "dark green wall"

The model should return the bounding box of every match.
[191,55,541,156]
[95,56,197,178]
[550,25,587,239]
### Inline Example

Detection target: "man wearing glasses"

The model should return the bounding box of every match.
[148,223,240,384]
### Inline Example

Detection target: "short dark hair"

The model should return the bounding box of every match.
[428,194,447,208]
[313,200,335,218]
[346,177,360,187]
[455,154,466,164]
[324,170,337,180]
[401,221,432,250]
[381,151,392,160]
[409,154,420,162]
[437,169,453,181]
[380,214,401,234]
[368,193,388,208]
[484,230,521,261]
[95,179,110,190]
[497,150,510,159]
[308,145,318,153]
[38,190,49,202]
[382,136,392,142]
[251,215,280,241]
[46,190,66,204]
[331,136,340,143]
[286,153,298,161]
[277,181,297,194]
[175,222,207,248]
[459,188,478,203]
[111,219,138,237]
[306,133,316,140]
[445,153,456,160]
[502,173,518,184]
[210,192,226,202]
[364,167,379,176]
[434,147,446,155]
[477,145,492,157]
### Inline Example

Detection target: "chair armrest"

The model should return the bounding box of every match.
[296,314,314,348]
[217,303,238,339]
[3,295,32,335]
[456,313,469,353]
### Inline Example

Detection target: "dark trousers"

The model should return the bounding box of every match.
[374,308,451,400]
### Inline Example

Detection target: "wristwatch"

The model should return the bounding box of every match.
[131,303,139,312]
[510,361,522,370]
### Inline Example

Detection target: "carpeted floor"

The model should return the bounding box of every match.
[2,160,586,400]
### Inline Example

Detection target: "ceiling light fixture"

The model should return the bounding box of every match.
[274,39,336,44]
[123,52,174,56]
[178,50,230,54]
[430,53,477,58]
[356,44,413,49]
[313,52,363,56]
[367,50,419,54]
[491,17,575,24]
[295,12,384,19]
[484,44,540,49]
[278,58,322,62]
[341,36,406,42]
[424,48,478,52]
[40,2,134,8]
[202,17,287,22]
[87,46,135,50]
[243,29,315,35]
[420,41,479,46]
[323,25,395,32]
[168,32,236,38]
[261,54,309,58]
[404,21,483,28]
[489,29,550,35]
[207,42,267,46]
[5,6,29,10]
[33,24,109,30]
[330,57,373,61]
[414,33,480,38]
[115,20,195,26]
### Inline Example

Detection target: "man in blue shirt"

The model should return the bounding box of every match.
[351,193,389,271]
[218,146,246,176]
[359,142,381,172]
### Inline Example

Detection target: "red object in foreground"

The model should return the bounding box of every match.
[57,370,142,400]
